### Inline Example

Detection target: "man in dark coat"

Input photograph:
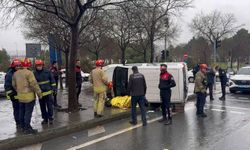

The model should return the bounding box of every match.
[158,64,176,125]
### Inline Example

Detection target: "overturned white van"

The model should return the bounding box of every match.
[103,63,189,110]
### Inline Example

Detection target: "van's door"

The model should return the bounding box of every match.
[113,67,128,96]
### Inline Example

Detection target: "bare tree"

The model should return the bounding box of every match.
[132,0,192,63]
[190,10,241,62]
[190,11,240,44]
[0,0,129,112]
[106,3,138,65]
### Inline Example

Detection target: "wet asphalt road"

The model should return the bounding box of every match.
[22,91,250,150]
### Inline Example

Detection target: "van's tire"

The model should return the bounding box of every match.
[188,77,194,83]
[230,89,236,94]
[149,103,161,111]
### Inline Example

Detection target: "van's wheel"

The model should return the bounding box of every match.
[230,89,236,94]
[188,77,194,83]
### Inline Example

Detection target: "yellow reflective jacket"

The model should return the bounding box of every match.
[194,71,207,93]
[90,67,108,93]
[12,68,42,103]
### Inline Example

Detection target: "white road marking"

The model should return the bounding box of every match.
[223,98,250,103]
[88,126,106,137]
[67,117,162,150]
[206,104,250,111]
[210,108,245,115]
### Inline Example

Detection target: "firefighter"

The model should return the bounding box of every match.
[12,58,42,134]
[195,64,208,118]
[34,59,56,125]
[75,59,83,107]
[4,59,22,129]
[158,64,176,125]
[50,61,61,109]
[90,59,110,117]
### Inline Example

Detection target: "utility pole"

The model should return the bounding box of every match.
[164,35,167,62]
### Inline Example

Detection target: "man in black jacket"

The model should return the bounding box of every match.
[216,66,227,101]
[158,64,176,125]
[128,66,147,126]
[206,67,215,101]
[75,60,83,107]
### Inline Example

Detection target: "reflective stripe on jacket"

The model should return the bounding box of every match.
[12,68,42,103]
[34,69,56,96]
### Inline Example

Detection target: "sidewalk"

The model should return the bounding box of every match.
[0,83,129,149]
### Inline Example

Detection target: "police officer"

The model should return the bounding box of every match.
[34,59,56,125]
[216,66,227,101]
[195,64,208,118]
[4,59,22,129]
[50,61,61,109]
[158,64,176,125]
[128,66,147,126]
[90,59,110,117]
[12,58,42,134]
[206,66,215,101]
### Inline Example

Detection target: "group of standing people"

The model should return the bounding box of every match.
[4,58,85,134]
[194,64,228,118]
[128,64,176,126]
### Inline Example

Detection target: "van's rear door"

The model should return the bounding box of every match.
[113,67,128,96]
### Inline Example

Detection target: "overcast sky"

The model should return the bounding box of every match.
[0,0,250,56]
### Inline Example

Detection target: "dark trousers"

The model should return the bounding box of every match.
[207,83,214,99]
[160,90,171,119]
[131,96,147,124]
[196,92,206,115]
[19,100,35,129]
[39,95,53,121]
[11,98,20,125]
[221,82,226,97]
[76,83,82,103]
[53,77,58,106]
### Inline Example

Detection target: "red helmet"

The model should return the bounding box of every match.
[10,59,21,68]
[35,59,44,65]
[21,58,32,68]
[95,59,104,66]
[199,64,208,69]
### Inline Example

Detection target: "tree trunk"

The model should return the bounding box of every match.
[143,48,147,63]
[150,37,154,63]
[121,48,126,65]
[65,50,69,88]
[57,50,63,90]
[68,25,79,112]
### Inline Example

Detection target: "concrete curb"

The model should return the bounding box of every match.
[0,94,198,150]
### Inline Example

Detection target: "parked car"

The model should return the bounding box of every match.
[60,69,90,81]
[0,76,5,96]
[229,66,250,93]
